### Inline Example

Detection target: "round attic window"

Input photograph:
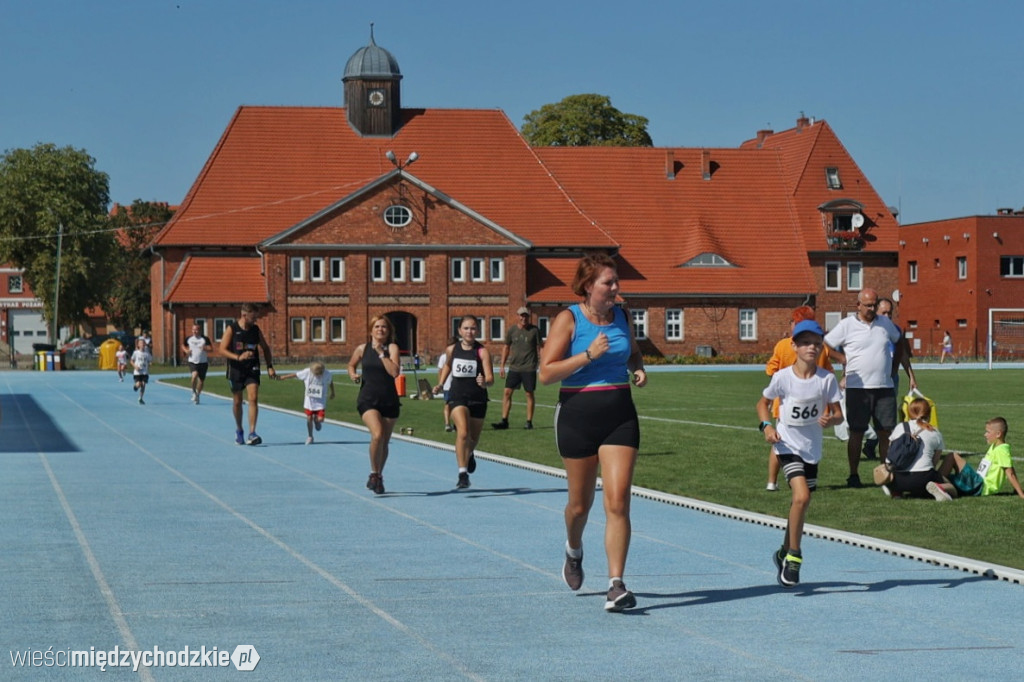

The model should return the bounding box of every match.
[384,204,412,229]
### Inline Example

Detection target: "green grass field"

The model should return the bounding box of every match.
[165,366,1024,570]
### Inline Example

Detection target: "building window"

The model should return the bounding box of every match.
[390,257,406,282]
[665,309,683,341]
[410,257,425,282]
[825,167,842,189]
[631,309,648,340]
[470,258,485,282]
[8,275,22,294]
[330,257,345,282]
[213,318,233,340]
[957,256,967,280]
[908,261,918,283]
[739,309,757,341]
[933,258,941,269]
[957,319,968,328]
[1000,256,1024,277]
[907,320,918,329]
[310,317,325,342]
[825,261,841,291]
[824,311,842,331]
[330,317,346,342]
[451,258,466,282]
[384,204,413,228]
[537,316,549,340]
[193,318,207,336]
[683,252,731,267]
[309,257,325,282]
[371,257,386,282]
[290,257,305,282]
[290,317,306,342]
[489,317,504,341]
[489,258,505,282]
[847,261,863,290]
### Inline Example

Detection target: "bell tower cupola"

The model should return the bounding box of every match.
[343,24,402,137]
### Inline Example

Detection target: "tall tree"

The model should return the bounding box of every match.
[0,144,114,340]
[521,94,653,147]
[106,200,173,332]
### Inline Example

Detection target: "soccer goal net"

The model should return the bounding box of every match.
[988,308,1024,368]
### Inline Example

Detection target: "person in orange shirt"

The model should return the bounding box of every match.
[764,306,833,490]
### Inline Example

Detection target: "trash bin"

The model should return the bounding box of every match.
[98,338,122,370]
[36,350,47,371]
[45,352,55,371]
[395,374,407,397]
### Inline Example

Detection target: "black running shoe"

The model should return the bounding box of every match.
[467,453,477,474]
[604,580,636,612]
[524,421,533,430]
[778,552,802,588]
[846,474,863,488]
[562,550,584,591]
[366,473,378,490]
[373,475,385,495]
[456,472,470,489]
[491,420,509,430]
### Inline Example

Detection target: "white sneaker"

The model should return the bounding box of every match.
[305,436,313,445]
[765,482,779,491]
[926,481,953,502]
[191,391,197,402]
[881,484,892,498]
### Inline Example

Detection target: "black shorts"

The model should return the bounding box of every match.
[133,374,149,385]
[845,387,897,433]
[357,397,400,420]
[449,399,488,420]
[775,453,819,492]
[505,370,537,393]
[228,373,260,393]
[891,469,945,497]
[189,362,209,380]
[555,388,639,459]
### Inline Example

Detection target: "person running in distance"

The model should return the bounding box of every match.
[181,323,213,404]
[115,344,128,382]
[539,253,647,613]
[131,337,152,405]
[219,303,276,445]
[276,361,335,445]
[348,315,402,495]
[433,315,494,489]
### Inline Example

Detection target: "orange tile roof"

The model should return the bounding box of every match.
[153,107,616,250]
[164,256,268,304]
[533,147,818,297]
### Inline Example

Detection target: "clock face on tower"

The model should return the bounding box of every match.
[368,89,385,107]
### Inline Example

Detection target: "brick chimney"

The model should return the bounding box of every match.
[701,149,711,181]
[796,114,810,131]
[665,149,675,180]
[756,129,773,148]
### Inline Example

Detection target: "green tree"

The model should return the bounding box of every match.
[0,144,114,341]
[106,200,173,332]
[521,94,653,147]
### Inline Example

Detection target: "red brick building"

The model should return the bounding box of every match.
[148,34,899,364]
[895,211,1024,359]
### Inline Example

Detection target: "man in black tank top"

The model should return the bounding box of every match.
[219,303,276,445]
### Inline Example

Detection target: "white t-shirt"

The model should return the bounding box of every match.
[824,315,901,389]
[438,353,453,391]
[888,421,943,472]
[131,349,152,376]
[185,334,211,363]
[762,366,842,464]
[296,368,332,411]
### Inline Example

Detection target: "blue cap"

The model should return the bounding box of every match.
[792,319,825,339]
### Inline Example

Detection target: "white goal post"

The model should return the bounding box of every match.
[987,308,1024,369]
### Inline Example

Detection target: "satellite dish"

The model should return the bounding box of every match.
[851,213,865,228]
[892,289,901,303]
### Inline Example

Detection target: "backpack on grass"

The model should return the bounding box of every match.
[886,422,923,472]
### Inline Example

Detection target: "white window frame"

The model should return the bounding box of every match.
[909,260,919,283]
[847,261,863,291]
[1002,256,1024,277]
[330,257,345,282]
[213,317,233,341]
[824,311,842,332]
[193,318,207,336]
[957,256,968,280]
[410,257,425,282]
[537,316,550,340]
[739,309,757,341]
[310,317,325,342]
[489,317,504,342]
[630,309,648,341]
[309,257,325,282]
[665,309,683,341]
[451,258,466,282]
[470,258,485,282]
[330,317,346,342]
[371,257,386,282]
[825,261,841,291]
[8,274,23,294]
[290,257,305,282]
[390,257,406,282]
[290,317,306,342]
[489,258,505,282]
[825,167,842,189]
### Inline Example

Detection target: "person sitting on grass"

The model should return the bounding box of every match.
[756,320,843,588]
[883,398,949,501]
[276,361,334,445]
[934,417,1024,500]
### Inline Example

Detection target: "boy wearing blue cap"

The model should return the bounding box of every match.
[756,320,843,587]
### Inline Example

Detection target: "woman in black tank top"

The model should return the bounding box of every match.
[347,315,401,495]
[433,315,494,489]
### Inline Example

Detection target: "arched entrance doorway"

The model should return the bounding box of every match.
[384,311,417,356]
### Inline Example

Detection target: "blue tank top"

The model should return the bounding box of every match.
[561,304,632,392]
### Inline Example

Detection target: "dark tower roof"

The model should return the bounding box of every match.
[343,26,402,82]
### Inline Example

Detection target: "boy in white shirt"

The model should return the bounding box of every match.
[757,320,843,587]
[277,362,334,444]
[131,338,153,405]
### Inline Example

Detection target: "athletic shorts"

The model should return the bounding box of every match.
[504,370,537,393]
[891,469,945,497]
[775,453,818,492]
[133,374,149,384]
[304,409,326,420]
[845,387,897,433]
[448,399,487,420]
[189,362,209,380]
[950,463,984,497]
[555,388,639,459]
[357,397,400,420]
[228,373,260,393]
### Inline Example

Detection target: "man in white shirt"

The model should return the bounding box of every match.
[825,288,902,488]
[181,323,213,404]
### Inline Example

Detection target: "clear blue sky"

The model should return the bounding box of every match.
[3,0,1022,225]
